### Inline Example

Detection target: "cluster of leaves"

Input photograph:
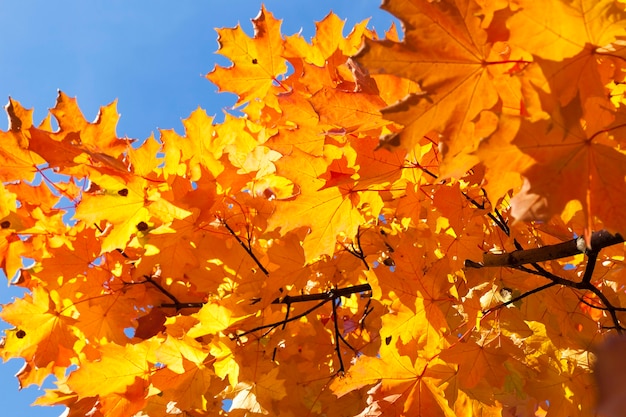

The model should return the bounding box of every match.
[2,0,626,416]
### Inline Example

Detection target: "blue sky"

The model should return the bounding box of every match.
[0,1,396,415]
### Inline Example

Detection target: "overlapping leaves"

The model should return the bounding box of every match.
[0,1,625,417]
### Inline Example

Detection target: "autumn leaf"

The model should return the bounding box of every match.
[74,175,191,253]
[510,97,626,234]
[207,5,288,109]
[0,98,45,182]
[507,0,626,61]
[356,0,523,176]
[151,360,213,410]
[438,339,509,389]
[284,12,371,67]
[331,344,456,417]
[99,377,148,417]
[187,303,239,338]
[0,286,78,368]
[66,341,156,398]
[4,2,626,416]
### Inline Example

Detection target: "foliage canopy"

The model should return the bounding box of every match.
[2,0,626,416]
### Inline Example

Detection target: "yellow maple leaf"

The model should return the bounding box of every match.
[66,341,156,398]
[0,286,78,368]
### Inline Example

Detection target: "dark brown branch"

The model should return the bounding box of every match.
[461,190,510,236]
[275,284,372,304]
[579,296,626,312]
[578,281,624,333]
[235,285,372,335]
[344,226,370,271]
[143,274,183,307]
[359,298,373,330]
[235,298,332,338]
[581,251,598,284]
[221,218,269,276]
[228,283,373,372]
[512,264,576,286]
[332,298,346,374]
[470,231,625,332]
[160,283,373,309]
[467,230,623,268]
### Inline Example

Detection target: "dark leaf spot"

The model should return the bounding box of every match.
[118,188,129,197]
[16,329,26,339]
[252,58,258,64]
[385,336,392,345]
[136,221,149,232]
[0,220,10,229]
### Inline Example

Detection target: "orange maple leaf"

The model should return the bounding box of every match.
[510,98,626,235]
[507,0,626,61]
[207,6,288,109]
[356,0,524,176]
[0,98,45,182]
[331,345,456,417]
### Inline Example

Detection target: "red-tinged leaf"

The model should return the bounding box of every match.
[135,308,167,340]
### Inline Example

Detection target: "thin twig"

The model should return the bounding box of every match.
[221,218,269,276]
[144,274,181,307]
[344,226,370,270]
[483,282,557,314]
[235,298,332,339]
[160,283,373,309]
[332,297,346,374]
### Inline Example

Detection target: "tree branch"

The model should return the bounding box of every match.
[235,298,332,338]
[159,283,373,309]
[332,298,346,374]
[221,217,270,276]
[466,230,623,268]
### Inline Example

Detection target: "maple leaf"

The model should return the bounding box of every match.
[332,344,456,417]
[0,286,78,368]
[226,367,287,415]
[6,3,626,417]
[26,92,132,178]
[66,341,157,399]
[284,12,371,67]
[507,0,626,61]
[268,148,365,261]
[187,302,242,338]
[0,98,46,182]
[99,377,148,417]
[74,175,191,253]
[356,0,524,176]
[309,88,390,133]
[438,339,509,389]
[207,5,288,109]
[510,98,626,234]
[151,360,213,411]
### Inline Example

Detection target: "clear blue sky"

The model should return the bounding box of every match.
[0,1,396,415]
